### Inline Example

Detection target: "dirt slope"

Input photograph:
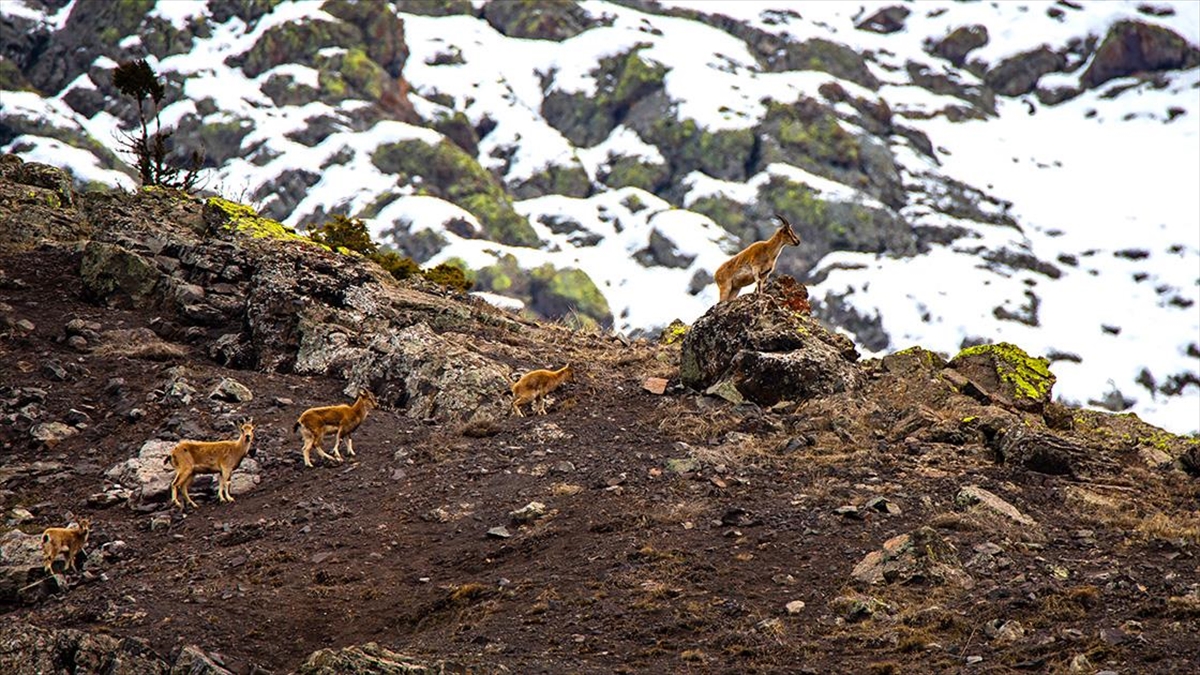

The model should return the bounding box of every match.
[1,179,1198,675]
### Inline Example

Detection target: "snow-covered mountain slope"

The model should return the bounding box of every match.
[1,0,1197,434]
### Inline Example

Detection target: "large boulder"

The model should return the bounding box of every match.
[1080,20,1200,89]
[930,25,989,67]
[985,46,1066,97]
[680,279,862,406]
[105,440,176,504]
[948,342,1056,413]
[0,530,58,606]
[80,241,167,309]
[297,321,513,425]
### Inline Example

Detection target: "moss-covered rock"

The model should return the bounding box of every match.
[203,196,315,244]
[949,342,1056,412]
[321,0,410,77]
[530,264,612,329]
[482,0,596,41]
[371,139,540,247]
[236,19,360,78]
[767,38,881,90]
[599,154,670,193]
[393,0,474,17]
[636,115,755,183]
[0,56,32,91]
[510,160,592,199]
[542,45,667,147]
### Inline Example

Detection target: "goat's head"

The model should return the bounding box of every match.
[358,389,379,410]
[775,213,800,246]
[239,419,257,456]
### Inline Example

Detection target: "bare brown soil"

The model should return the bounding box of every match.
[2,246,1198,674]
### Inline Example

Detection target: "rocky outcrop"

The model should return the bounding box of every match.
[1080,20,1200,89]
[985,46,1067,97]
[0,157,90,252]
[929,25,989,67]
[680,279,861,406]
[947,342,1056,413]
[482,0,595,41]
[851,526,973,588]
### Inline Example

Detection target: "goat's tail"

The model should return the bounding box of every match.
[41,532,49,545]
[292,420,300,434]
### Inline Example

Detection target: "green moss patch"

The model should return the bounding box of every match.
[372,139,539,247]
[952,342,1056,403]
[203,197,314,244]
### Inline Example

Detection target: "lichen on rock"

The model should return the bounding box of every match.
[950,341,1056,411]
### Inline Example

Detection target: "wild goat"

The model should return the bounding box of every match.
[164,420,256,509]
[511,365,574,417]
[714,213,801,303]
[42,518,91,574]
[294,389,378,468]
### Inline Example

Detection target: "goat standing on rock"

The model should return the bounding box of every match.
[165,420,256,509]
[512,365,574,417]
[714,213,801,303]
[294,390,378,467]
[42,518,90,575]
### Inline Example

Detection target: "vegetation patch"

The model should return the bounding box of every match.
[371,139,539,247]
[952,342,1055,402]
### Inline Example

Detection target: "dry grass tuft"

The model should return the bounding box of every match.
[459,419,503,438]
[94,335,188,360]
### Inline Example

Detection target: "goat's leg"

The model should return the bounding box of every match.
[300,429,316,468]
[313,431,338,464]
[345,435,355,457]
[182,473,199,508]
[536,396,548,415]
[513,398,525,417]
[330,430,345,462]
[42,547,53,574]
[220,468,234,502]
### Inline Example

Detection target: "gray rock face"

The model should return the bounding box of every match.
[105,439,177,503]
[0,622,168,675]
[680,280,861,406]
[0,530,56,606]
[297,321,512,424]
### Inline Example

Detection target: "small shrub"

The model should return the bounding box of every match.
[423,262,472,293]
[112,59,202,191]
[369,249,422,280]
[309,214,378,255]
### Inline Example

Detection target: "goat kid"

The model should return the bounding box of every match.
[165,420,256,509]
[512,364,574,417]
[714,213,801,303]
[42,518,91,575]
[294,390,378,468]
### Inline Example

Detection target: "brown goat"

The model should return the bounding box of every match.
[293,390,378,467]
[164,421,256,509]
[42,518,91,574]
[511,365,574,417]
[714,213,801,303]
